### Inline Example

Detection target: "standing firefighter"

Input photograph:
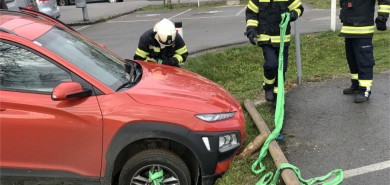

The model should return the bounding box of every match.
[339,0,390,103]
[134,18,188,67]
[245,0,304,102]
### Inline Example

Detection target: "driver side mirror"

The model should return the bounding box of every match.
[51,82,92,101]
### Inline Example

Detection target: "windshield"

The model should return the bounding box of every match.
[35,27,128,90]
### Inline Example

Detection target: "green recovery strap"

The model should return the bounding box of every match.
[251,12,344,185]
[149,170,164,185]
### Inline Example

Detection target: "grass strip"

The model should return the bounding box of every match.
[182,30,390,185]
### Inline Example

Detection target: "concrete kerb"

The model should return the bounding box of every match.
[244,99,301,185]
[66,9,139,26]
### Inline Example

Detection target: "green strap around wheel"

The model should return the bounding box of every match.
[149,170,164,185]
[251,12,344,185]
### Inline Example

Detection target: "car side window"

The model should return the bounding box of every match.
[0,41,72,93]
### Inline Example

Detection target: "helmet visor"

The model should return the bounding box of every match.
[157,34,175,46]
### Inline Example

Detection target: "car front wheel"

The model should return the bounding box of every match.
[119,149,191,185]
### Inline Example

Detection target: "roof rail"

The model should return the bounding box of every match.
[0,28,17,36]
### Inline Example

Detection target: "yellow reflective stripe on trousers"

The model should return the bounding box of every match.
[247,19,259,27]
[258,34,291,43]
[248,0,259,13]
[359,80,372,87]
[273,87,278,93]
[341,26,375,34]
[378,5,390,13]
[263,76,275,85]
[173,54,183,63]
[351,73,358,80]
[135,48,149,58]
[288,0,302,10]
[175,45,188,55]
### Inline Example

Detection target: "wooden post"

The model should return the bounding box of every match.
[244,99,301,185]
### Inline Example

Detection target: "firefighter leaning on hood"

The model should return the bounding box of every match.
[339,0,390,103]
[245,0,304,102]
[134,18,188,67]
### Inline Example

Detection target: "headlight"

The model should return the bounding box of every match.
[219,133,239,152]
[195,112,235,122]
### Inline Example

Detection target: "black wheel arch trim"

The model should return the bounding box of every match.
[104,122,241,181]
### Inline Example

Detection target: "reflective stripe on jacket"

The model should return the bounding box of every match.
[339,0,390,38]
[134,29,188,64]
[246,0,304,46]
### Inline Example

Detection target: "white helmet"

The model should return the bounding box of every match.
[153,18,176,46]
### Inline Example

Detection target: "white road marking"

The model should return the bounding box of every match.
[196,10,223,14]
[236,5,247,16]
[75,25,90,31]
[344,160,390,179]
[136,14,160,17]
[168,9,192,19]
[108,19,161,23]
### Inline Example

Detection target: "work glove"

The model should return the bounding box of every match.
[246,27,258,45]
[375,14,387,31]
[161,56,178,66]
[289,11,298,22]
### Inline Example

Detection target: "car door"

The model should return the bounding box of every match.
[0,40,103,179]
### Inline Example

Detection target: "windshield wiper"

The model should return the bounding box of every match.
[116,61,137,92]
[115,80,134,92]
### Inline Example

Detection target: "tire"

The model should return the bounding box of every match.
[57,0,69,6]
[119,149,191,185]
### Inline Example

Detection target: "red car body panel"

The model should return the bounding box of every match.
[1,14,53,41]
[96,92,201,175]
[0,90,103,177]
[128,63,236,113]
[0,10,246,184]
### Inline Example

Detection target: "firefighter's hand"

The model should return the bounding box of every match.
[162,56,178,66]
[375,16,387,31]
[246,31,258,45]
[289,11,298,22]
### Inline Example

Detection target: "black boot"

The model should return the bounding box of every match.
[265,90,275,102]
[354,94,369,103]
[343,87,359,94]
[354,87,371,103]
[343,79,358,94]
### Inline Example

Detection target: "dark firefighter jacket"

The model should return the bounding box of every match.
[246,0,304,47]
[339,0,390,38]
[134,29,188,64]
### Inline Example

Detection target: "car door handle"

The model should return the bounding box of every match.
[0,107,6,111]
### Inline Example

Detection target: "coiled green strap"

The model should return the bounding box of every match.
[252,12,344,185]
[149,170,164,185]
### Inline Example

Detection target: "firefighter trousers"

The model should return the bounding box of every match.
[345,38,375,90]
[261,44,289,91]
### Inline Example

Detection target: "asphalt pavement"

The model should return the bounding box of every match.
[58,1,390,184]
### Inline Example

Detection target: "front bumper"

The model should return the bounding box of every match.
[188,131,242,182]
[201,173,224,185]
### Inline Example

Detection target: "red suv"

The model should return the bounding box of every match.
[0,9,245,185]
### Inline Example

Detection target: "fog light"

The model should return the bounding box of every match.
[218,133,239,152]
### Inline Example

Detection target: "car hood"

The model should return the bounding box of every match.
[126,62,240,113]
